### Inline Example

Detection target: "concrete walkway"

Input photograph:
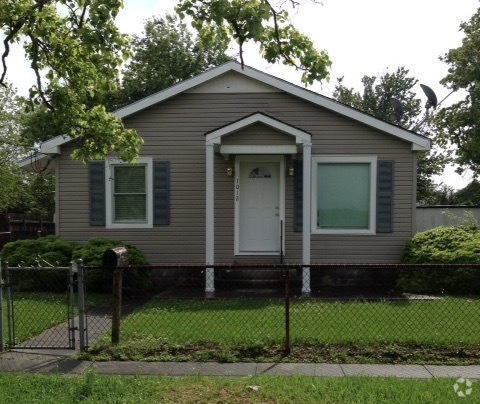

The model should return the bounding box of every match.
[1,350,480,379]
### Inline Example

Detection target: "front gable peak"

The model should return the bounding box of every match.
[115,61,430,152]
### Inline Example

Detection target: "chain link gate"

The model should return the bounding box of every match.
[0,260,87,351]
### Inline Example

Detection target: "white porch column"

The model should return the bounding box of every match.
[205,144,215,296]
[302,143,312,296]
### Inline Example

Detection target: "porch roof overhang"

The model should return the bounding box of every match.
[205,112,312,159]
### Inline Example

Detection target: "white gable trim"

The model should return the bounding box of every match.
[115,61,430,151]
[40,135,72,154]
[205,112,311,146]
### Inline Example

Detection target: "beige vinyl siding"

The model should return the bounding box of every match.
[222,123,295,146]
[58,92,416,264]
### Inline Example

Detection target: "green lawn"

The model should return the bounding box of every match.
[0,373,473,404]
[82,296,480,363]
[1,292,109,345]
[117,297,480,346]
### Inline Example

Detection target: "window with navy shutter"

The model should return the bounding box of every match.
[89,159,170,228]
[293,158,394,234]
[89,162,105,226]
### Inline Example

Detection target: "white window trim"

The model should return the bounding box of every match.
[311,155,377,235]
[105,157,153,229]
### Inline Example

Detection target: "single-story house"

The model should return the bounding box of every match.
[20,61,431,295]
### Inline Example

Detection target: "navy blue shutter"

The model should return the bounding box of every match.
[376,160,394,233]
[89,162,105,226]
[153,161,170,225]
[294,160,303,232]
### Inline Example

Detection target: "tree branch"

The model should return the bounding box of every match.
[263,0,298,68]
[29,34,54,110]
[1,22,24,87]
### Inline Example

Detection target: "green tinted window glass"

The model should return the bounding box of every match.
[317,163,370,229]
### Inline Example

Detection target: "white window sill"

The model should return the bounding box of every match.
[312,228,376,235]
[106,223,153,229]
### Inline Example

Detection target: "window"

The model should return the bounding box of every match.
[106,158,153,228]
[311,156,376,234]
[249,167,272,178]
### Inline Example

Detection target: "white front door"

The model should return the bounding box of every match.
[237,159,282,253]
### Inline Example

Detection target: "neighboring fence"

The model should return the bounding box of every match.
[0,213,55,250]
[2,262,479,354]
[416,206,480,233]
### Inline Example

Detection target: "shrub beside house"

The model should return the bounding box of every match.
[399,226,480,294]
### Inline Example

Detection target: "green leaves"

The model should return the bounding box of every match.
[110,14,232,110]
[176,0,331,85]
[0,0,140,162]
[437,7,480,175]
[332,67,449,204]
[1,1,332,163]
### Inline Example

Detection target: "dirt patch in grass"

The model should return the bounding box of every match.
[163,383,272,404]
[79,338,480,365]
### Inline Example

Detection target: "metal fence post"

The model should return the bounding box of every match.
[0,261,4,351]
[76,259,87,351]
[111,266,123,344]
[68,261,76,350]
[4,263,13,348]
[284,266,291,354]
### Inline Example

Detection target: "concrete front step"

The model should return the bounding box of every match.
[216,268,300,280]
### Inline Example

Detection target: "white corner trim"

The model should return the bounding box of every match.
[206,144,215,266]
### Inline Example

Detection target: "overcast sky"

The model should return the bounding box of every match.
[5,0,479,188]
[114,0,479,188]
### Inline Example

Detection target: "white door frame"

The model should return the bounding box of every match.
[234,155,285,255]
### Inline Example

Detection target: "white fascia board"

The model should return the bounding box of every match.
[205,112,311,146]
[18,153,56,174]
[114,63,238,119]
[40,134,72,154]
[19,134,71,172]
[18,153,46,168]
[236,65,432,151]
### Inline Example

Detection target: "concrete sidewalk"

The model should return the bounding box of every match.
[1,350,480,379]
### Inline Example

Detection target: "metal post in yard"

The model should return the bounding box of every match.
[284,267,291,354]
[102,248,128,344]
[77,259,87,351]
[0,261,4,351]
[5,264,13,348]
[111,266,123,344]
[68,261,76,350]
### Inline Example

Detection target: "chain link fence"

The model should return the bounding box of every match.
[80,263,480,355]
[2,261,480,361]
[0,264,75,349]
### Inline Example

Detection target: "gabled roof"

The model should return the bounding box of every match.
[205,112,312,158]
[205,112,311,145]
[115,61,431,151]
[20,61,431,172]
